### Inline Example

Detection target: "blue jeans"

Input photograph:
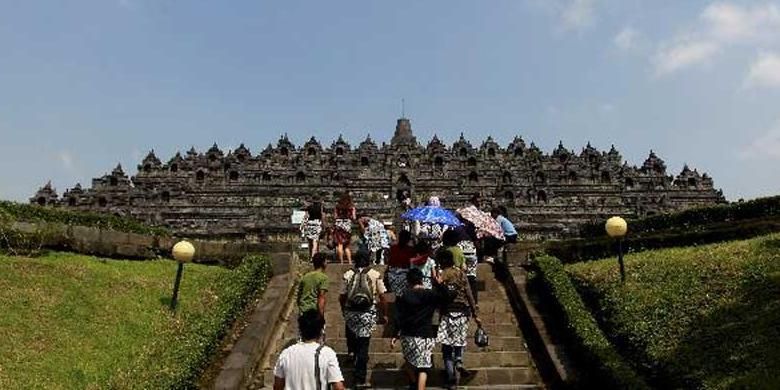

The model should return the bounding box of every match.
[442,344,464,385]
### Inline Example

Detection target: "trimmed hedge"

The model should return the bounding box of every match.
[532,255,650,389]
[0,201,168,236]
[112,254,272,389]
[566,235,780,389]
[548,196,780,263]
[578,196,780,239]
[547,217,780,263]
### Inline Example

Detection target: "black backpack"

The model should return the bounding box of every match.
[346,268,374,312]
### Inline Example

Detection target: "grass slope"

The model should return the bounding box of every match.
[566,233,780,389]
[0,252,268,389]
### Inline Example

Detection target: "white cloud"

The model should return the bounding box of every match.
[614,27,638,51]
[654,39,720,75]
[744,51,780,88]
[58,150,74,170]
[654,2,780,76]
[741,120,780,159]
[701,2,780,44]
[561,0,597,31]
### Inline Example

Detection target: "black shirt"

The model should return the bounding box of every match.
[307,202,323,220]
[395,285,447,338]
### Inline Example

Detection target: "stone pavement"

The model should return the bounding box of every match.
[252,263,544,389]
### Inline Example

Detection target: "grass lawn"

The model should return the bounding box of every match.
[0,251,269,389]
[566,233,780,389]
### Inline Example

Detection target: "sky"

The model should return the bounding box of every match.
[1,0,779,202]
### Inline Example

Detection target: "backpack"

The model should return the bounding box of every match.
[346,268,374,312]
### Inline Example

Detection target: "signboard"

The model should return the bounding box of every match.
[291,210,306,225]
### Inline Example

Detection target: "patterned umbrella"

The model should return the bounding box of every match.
[457,205,505,240]
[401,206,463,227]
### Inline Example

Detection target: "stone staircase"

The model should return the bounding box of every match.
[252,263,543,389]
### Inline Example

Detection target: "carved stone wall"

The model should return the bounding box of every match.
[32,118,726,239]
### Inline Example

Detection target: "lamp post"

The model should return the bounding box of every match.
[170,240,195,311]
[605,216,628,282]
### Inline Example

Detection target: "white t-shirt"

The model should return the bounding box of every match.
[273,342,343,389]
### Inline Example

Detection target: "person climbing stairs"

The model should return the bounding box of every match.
[253,263,543,389]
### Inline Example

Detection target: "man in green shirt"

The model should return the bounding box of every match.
[297,253,329,315]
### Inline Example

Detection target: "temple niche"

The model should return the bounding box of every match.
[31,118,726,239]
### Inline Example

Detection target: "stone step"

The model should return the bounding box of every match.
[333,351,530,370]
[283,322,522,339]
[324,275,503,289]
[323,311,516,326]
[324,336,526,353]
[266,337,528,369]
[267,350,530,370]
[261,367,539,388]
[323,263,495,274]
[318,302,515,317]
[324,288,508,301]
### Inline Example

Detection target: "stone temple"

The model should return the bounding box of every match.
[31,118,725,240]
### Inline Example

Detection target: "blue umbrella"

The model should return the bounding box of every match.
[401,206,463,226]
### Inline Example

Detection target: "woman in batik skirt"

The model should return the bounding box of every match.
[436,249,481,389]
[301,196,325,259]
[393,268,448,390]
[453,220,480,304]
[333,192,356,264]
[358,215,390,265]
[387,229,415,297]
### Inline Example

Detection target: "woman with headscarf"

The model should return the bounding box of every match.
[333,192,356,264]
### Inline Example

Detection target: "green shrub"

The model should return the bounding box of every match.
[578,196,780,239]
[116,254,272,389]
[0,201,169,236]
[545,210,780,263]
[533,255,650,389]
[566,234,780,389]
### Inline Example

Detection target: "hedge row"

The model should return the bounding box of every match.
[565,235,780,388]
[578,196,780,238]
[532,255,650,389]
[116,254,272,389]
[0,201,168,236]
[548,216,780,263]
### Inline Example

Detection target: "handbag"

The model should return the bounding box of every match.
[474,325,489,347]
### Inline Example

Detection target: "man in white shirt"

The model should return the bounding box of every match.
[273,310,345,390]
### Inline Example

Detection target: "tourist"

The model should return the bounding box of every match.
[483,207,518,264]
[302,196,325,258]
[436,249,481,389]
[494,206,518,243]
[441,229,466,269]
[357,215,390,265]
[410,240,437,289]
[273,309,345,390]
[415,196,448,250]
[468,193,482,209]
[387,229,415,297]
[297,253,329,317]
[454,221,480,304]
[339,251,388,388]
[333,192,357,264]
[392,268,448,390]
